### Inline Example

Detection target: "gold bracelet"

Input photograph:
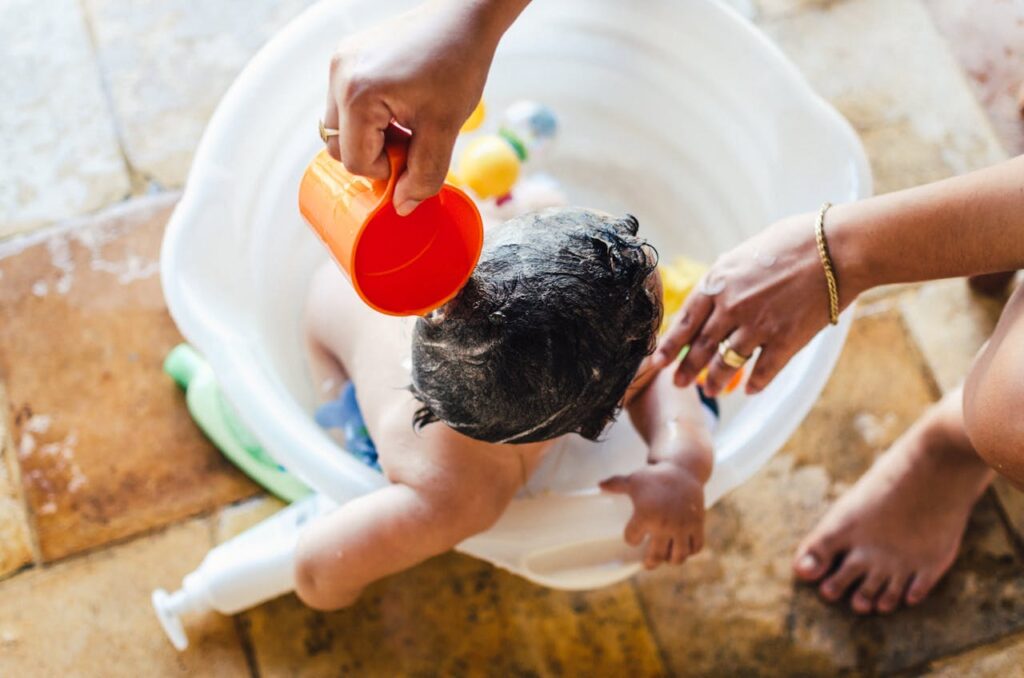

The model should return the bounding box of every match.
[814,202,840,325]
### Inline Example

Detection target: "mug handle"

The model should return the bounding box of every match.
[382,123,411,199]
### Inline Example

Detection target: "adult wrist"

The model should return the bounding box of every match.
[824,201,877,307]
[461,0,530,42]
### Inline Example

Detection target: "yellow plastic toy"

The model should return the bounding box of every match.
[457,135,521,199]
[451,99,560,201]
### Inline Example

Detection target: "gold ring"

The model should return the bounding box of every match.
[319,120,340,144]
[718,339,749,369]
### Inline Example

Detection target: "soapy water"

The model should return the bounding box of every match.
[755,250,777,268]
[698,273,726,296]
[852,411,899,448]
[18,423,89,512]
[25,218,160,298]
[24,414,52,434]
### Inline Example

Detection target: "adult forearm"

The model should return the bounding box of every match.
[463,0,531,44]
[833,155,1024,297]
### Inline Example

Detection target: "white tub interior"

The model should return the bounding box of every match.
[162,0,871,588]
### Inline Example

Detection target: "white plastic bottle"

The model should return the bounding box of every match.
[152,493,334,650]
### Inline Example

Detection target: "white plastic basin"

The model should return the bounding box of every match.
[161,0,871,589]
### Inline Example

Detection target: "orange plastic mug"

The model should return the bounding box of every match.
[299,128,483,316]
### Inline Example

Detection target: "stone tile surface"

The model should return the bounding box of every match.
[0,0,130,238]
[784,303,937,483]
[0,422,33,579]
[636,308,1024,675]
[0,195,257,561]
[926,631,1024,677]
[215,495,664,676]
[246,551,664,678]
[83,0,317,188]
[900,279,1005,396]
[995,476,1024,547]
[216,494,286,543]
[0,518,248,677]
[926,0,1024,156]
[759,0,1007,194]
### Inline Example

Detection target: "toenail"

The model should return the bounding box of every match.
[798,554,818,572]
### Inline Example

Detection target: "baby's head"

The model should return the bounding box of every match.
[410,207,662,444]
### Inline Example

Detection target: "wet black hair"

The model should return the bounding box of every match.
[409,207,661,444]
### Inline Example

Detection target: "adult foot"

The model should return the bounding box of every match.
[792,389,994,614]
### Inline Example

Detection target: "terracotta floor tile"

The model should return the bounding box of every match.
[635,309,1024,675]
[926,0,1024,156]
[0,195,257,561]
[0,518,249,677]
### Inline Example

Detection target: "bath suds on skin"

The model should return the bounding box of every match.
[698,273,725,296]
[755,250,777,268]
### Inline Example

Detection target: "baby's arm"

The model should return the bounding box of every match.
[294,450,517,610]
[600,361,713,569]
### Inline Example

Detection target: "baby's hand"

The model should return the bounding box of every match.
[600,461,706,569]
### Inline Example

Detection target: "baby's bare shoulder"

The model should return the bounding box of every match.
[375,407,523,509]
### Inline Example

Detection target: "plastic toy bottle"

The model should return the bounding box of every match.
[152,493,335,650]
[165,344,311,502]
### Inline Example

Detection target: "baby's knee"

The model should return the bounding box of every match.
[963,351,1024,485]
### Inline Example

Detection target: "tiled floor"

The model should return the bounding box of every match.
[925,0,1024,156]
[0,196,258,562]
[1,0,1023,675]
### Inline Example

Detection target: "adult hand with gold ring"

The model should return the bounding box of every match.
[323,0,530,216]
[718,340,750,370]
[652,207,864,398]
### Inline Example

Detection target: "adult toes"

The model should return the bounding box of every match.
[876,572,910,614]
[819,553,867,602]
[906,570,941,606]
[794,530,845,582]
[851,570,888,615]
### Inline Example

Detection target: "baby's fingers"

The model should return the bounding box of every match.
[669,533,694,565]
[623,517,645,547]
[599,475,631,495]
[644,535,672,569]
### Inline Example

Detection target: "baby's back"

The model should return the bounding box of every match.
[305,262,547,503]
